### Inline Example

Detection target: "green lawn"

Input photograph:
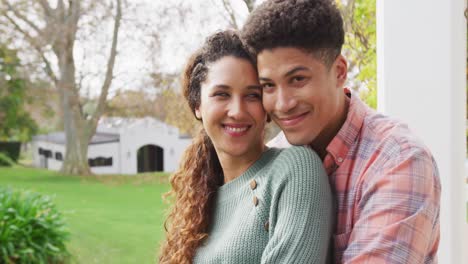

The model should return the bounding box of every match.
[0,166,171,264]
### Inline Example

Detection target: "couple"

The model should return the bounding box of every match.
[160,0,441,263]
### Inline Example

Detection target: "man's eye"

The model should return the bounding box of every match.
[261,83,274,90]
[292,76,306,82]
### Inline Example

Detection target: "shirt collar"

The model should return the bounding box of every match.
[324,88,369,170]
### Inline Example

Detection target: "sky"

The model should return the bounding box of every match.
[75,0,255,98]
[1,0,256,98]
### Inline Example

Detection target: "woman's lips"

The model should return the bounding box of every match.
[223,124,251,137]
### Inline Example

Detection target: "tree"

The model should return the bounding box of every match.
[0,45,38,142]
[106,90,161,119]
[149,72,200,136]
[337,0,377,108]
[212,0,256,30]
[0,0,122,175]
[159,88,201,136]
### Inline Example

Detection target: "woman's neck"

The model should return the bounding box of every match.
[218,145,266,184]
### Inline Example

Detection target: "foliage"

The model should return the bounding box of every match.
[337,0,377,109]
[107,71,200,136]
[0,141,21,163]
[0,167,170,264]
[160,88,200,136]
[107,90,165,120]
[0,186,70,264]
[0,46,38,142]
[0,152,15,167]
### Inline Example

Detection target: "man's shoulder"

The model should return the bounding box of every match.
[360,111,435,167]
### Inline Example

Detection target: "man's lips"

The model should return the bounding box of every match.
[275,112,309,127]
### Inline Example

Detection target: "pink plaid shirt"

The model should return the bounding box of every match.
[268,88,441,263]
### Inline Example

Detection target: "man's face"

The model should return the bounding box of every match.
[257,47,347,149]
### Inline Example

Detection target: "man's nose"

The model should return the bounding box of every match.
[275,88,297,113]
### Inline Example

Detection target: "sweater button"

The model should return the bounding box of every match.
[250,179,257,190]
[253,196,259,206]
[264,220,269,231]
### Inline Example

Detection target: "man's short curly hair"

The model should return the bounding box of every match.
[241,0,344,66]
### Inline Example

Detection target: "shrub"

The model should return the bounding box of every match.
[0,152,15,167]
[0,142,21,162]
[0,187,70,264]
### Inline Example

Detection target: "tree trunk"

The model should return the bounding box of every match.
[60,87,93,176]
[56,8,93,176]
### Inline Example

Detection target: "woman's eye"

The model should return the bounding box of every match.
[213,92,229,98]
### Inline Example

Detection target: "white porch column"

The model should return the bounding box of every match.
[377,0,467,263]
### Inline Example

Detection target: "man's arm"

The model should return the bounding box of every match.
[342,147,441,263]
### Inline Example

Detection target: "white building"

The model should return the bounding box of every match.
[32,117,192,174]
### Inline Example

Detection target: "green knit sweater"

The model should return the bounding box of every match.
[193,147,333,264]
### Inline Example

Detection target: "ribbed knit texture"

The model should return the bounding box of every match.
[193,147,334,264]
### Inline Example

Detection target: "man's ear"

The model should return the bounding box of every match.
[195,108,202,120]
[334,54,348,88]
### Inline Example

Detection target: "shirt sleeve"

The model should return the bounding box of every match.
[341,147,441,263]
[261,147,334,264]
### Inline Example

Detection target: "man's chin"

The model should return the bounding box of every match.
[283,133,312,146]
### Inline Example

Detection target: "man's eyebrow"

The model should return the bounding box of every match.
[259,77,272,82]
[284,66,309,77]
[259,66,310,82]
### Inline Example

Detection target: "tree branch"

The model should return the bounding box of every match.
[3,13,58,84]
[221,0,238,29]
[242,0,255,13]
[89,0,122,127]
[57,0,65,21]
[2,0,43,34]
[38,0,53,16]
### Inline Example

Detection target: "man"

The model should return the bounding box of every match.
[241,0,441,263]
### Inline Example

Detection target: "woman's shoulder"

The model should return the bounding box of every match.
[265,146,325,182]
[268,146,321,166]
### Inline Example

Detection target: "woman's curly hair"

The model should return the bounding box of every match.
[241,0,344,67]
[159,30,255,264]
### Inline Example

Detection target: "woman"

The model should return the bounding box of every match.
[159,30,333,264]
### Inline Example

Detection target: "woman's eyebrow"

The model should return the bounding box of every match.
[247,85,262,90]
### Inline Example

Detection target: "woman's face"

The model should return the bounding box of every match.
[195,56,266,160]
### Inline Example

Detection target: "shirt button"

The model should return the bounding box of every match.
[250,179,257,190]
[253,196,259,206]
[337,157,344,163]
